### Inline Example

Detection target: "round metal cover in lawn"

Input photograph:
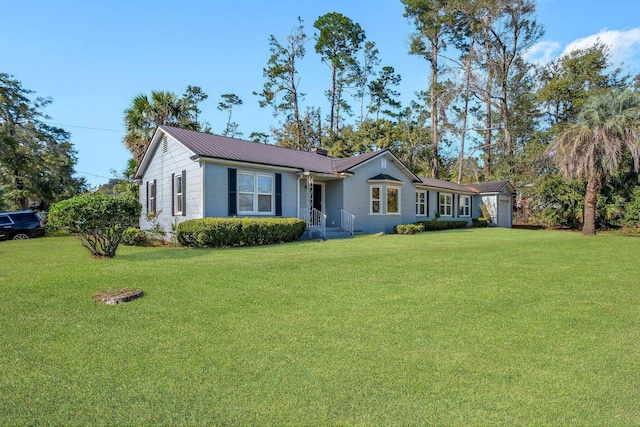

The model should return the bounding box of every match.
[93,288,143,305]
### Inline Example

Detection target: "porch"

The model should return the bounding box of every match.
[297,173,355,239]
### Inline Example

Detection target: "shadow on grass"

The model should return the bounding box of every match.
[118,239,311,262]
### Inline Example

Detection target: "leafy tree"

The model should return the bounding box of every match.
[218,93,243,138]
[538,42,625,126]
[255,17,308,149]
[547,90,640,235]
[0,73,85,210]
[402,0,452,178]
[368,66,402,120]
[273,107,322,151]
[49,194,141,258]
[314,12,365,135]
[123,88,206,164]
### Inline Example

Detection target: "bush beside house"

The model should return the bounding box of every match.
[176,217,306,248]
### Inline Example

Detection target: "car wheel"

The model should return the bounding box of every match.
[11,232,30,240]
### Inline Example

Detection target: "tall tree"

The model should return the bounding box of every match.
[218,93,243,138]
[368,66,402,121]
[255,18,308,149]
[538,42,624,126]
[0,73,85,210]
[402,0,452,178]
[484,0,543,177]
[547,90,640,235]
[314,12,365,135]
[123,88,205,164]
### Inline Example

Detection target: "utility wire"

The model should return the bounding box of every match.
[44,121,123,132]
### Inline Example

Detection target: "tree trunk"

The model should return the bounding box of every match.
[457,55,472,184]
[430,40,439,178]
[330,65,337,134]
[582,177,599,236]
[483,36,492,182]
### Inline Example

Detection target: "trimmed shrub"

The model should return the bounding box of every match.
[121,228,150,246]
[394,224,424,235]
[176,217,307,248]
[622,186,640,232]
[416,219,469,232]
[472,218,489,228]
[48,194,141,258]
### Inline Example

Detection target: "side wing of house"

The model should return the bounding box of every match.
[342,152,418,233]
[138,132,203,233]
[473,183,515,227]
[201,161,300,219]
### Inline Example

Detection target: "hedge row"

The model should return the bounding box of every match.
[176,217,307,248]
[416,220,469,231]
[393,224,424,235]
[472,218,490,228]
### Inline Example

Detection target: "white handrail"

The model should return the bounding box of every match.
[301,207,326,238]
[341,209,355,236]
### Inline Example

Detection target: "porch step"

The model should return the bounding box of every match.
[324,227,354,239]
[304,227,354,240]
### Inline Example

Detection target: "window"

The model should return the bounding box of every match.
[439,193,452,216]
[0,215,12,225]
[173,174,183,215]
[238,172,274,214]
[460,196,471,217]
[370,186,381,214]
[387,186,400,214]
[416,190,427,216]
[147,180,156,213]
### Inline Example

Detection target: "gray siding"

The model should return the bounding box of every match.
[204,162,299,218]
[324,179,344,227]
[139,134,203,233]
[343,153,417,233]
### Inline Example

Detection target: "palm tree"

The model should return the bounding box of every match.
[548,89,640,235]
[123,90,200,164]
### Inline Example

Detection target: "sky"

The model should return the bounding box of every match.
[4,0,640,187]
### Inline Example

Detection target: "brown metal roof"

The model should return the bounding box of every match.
[160,125,383,174]
[418,177,479,193]
[464,181,514,194]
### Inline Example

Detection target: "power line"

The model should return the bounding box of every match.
[44,121,123,132]
[76,170,113,180]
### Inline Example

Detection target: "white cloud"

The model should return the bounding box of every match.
[560,28,640,69]
[525,40,562,65]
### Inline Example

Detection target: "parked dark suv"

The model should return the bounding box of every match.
[0,211,46,241]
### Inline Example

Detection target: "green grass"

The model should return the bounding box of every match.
[1,229,640,425]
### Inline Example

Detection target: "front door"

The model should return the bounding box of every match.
[313,183,322,212]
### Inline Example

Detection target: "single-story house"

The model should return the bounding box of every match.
[134,125,515,237]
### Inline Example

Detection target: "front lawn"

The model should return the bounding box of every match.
[1,229,639,425]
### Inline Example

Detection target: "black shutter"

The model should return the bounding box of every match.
[426,191,429,217]
[275,173,282,217]
[181,170,187,216]
[146,181,150,212]
[228,168,237,216]
[436,192,440,216]
[171,173,175,216]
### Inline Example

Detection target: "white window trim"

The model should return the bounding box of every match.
[370,185,382,215]
[238,171,275,215]
[439,193,452,217]
[174,174,183,216]
[386,185,401,215]
[148,180,156,213]
[416,190,427,216]
[460,195,471,217]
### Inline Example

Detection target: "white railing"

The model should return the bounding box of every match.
[341,209,355,236]
[300,207,326,238]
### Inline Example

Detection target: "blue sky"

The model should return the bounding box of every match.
[4,0,640,187]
